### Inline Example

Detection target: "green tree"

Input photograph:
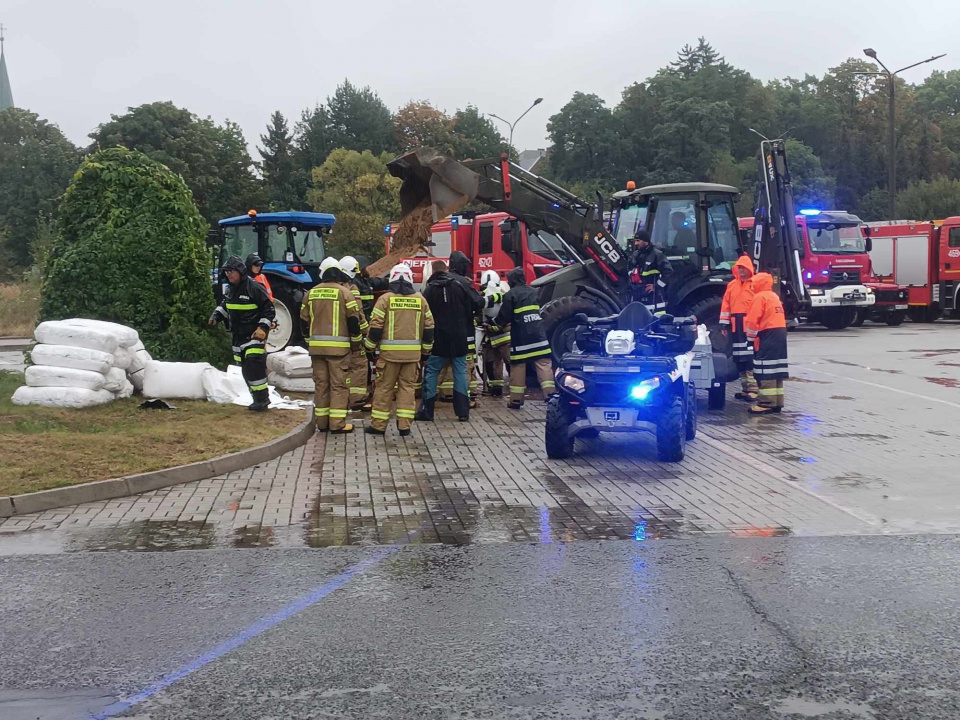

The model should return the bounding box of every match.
[326,79,394,154]
[646,96,733,184]
[90,101,263,225]
[0,108,79,272]
[450,106,508,159]
[259,111,300,210]
[546,92,623,184]
[669,37,723,79]
[895,176,960,220]
[41,147,228,364]
[307,149,401,260]
[392,100,453,152]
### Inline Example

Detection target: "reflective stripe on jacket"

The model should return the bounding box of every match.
[745,272,786,350]
[217,276,275,345]
[494,284,551,361]
[299,282,363,357]
[364,291,435,363]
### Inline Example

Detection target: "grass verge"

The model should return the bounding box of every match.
[0,283,40,338]
[0,370,307,497]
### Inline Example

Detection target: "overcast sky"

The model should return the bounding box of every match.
[4,0,957,158]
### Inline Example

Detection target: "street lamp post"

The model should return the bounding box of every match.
[489,98,544,149]
[861,48,945,219]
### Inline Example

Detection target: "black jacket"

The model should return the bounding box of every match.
[423,271,477,358]
[355,274,391,318]
[448,251,484,319]
[631,244,673,287]
[215,275,275,344]
[494,269,551,360]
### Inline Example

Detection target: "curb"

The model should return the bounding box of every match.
[0,409,315,518]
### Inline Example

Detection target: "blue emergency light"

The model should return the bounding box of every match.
[799,208,822,216]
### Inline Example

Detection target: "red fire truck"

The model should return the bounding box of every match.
[739,210,877,329]
[864,217,960,322]
[383,211,566,286]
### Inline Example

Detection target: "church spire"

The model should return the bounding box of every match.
[0,24,14,111]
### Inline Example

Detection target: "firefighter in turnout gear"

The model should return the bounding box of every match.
[480,269,510,397]
[745,272,788,414]
[720,254,759,401]
[493,267,556,409]
[339,256,371,410]
[364,264,435,436]
[629,230,673,315]
[209,255,275,411]
[300,257,364,433]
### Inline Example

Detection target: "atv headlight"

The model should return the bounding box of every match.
[630,376,660,400]
[561,374,586,393]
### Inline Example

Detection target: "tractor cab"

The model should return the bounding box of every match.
[215,210,336,351]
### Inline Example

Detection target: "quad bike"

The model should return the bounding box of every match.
[546,303,734,462]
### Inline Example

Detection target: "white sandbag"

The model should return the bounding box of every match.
[60,318,139,348]
[25,365,106,391]
[142,361,212,400]
[113,346,132,370]
[113,378,134,399]
[130,339,145,353]
[11,386,115,408]
[34,321,119,354]
[266,349,313,378]
[201,367,240,404]
[102,367,129,393]
[30,344,115,374]
[129,368,146,392]
[127,348,152,375]
[268,372,315,393]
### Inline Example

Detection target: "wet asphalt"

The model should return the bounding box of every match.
[2,535,960,719]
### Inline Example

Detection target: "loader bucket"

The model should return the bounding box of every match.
[387,148,480,221]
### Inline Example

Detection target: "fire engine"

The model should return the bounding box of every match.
[383,211,566,286]
[864,217,960,322]
[738,210,876,329]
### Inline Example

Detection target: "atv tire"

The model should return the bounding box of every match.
[708,382,726,410]
[545,395,575,459]
[685,384,698,441]
[656,395,686,462]
[541,296,604,363]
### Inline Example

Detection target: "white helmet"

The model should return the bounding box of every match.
[319,257,340,277]
[339,256,359,279]
[389,263,414,284]
[480,269,500,289]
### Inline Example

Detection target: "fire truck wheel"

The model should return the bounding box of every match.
[884,310,906,326]
[820,307,857,330]
[908,306,940,323]
[851,309,866,327]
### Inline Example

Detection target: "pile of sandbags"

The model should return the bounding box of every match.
[13,319,145,408]
[266,346,314,393]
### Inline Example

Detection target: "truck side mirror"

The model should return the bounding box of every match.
[865,237,873,252]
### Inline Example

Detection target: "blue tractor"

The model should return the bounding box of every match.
[214,210,335,351]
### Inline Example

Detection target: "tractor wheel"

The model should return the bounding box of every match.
[268,288,305,353]
[686,296,724,351]
[545,395,575,459]
[656,395,686,462]
[541,295,604,363]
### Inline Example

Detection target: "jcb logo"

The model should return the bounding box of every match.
[594,234,621,264]
[753,224,763,263]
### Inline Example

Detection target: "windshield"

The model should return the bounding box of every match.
[294,228,326,264]
[613,203,647,248]
[807,224,866,254]
[223,225,258,261]
[527,231,569,261]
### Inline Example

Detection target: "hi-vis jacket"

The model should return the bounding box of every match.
[214,275,275,345]
[300,282,363,357]
[344,282,369,336]
[720,255,757,325]
[364,291,435,363]
[745,272,787,347]
[493,283,550,361]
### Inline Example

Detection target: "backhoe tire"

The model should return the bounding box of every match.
[541,296,604,363]
[656,395,686,462]
[708,383,726,411]
[820,307,857,330]
[545,395,575,459]
[686,296,724,351]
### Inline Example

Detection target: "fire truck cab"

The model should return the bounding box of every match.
[384,211,566,287]
[865,217,960,322]
[739,210,876,329]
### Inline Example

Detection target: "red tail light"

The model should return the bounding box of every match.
[290,265,304,274]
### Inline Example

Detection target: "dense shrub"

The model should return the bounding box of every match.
[41,147,230,365]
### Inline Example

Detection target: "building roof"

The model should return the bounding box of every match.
[0,36,13,111]
[518,149,546,172]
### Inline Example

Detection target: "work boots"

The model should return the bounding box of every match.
[415,396,436,422]
[248,389,270,412]
[453,391,470,422]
